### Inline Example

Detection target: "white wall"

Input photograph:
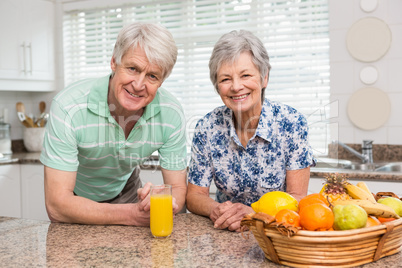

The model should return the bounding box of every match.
[1,0,401,145]
[329,0,402,145]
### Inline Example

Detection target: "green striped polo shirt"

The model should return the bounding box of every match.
[40,75,187,201]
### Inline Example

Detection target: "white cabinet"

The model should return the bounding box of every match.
[140,169,164,185]
[140,168,217,199]
[0,0,55,91]
[20,164,48,221]
[0,163,48,220]
[0,165,21,218]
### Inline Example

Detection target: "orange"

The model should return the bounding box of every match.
[365,216,381,227]
[298,193,329,212]
[299,203,334,231]
[377,217,396,223]
[275,209,301,228]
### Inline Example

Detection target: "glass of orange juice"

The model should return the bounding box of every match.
[150,184,173,238]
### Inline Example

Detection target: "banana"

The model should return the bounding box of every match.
[332,199,400,219]
[345,183,377,203]
[357,181,372,195]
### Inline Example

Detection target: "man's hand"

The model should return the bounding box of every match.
[211,202,254,232]
[137,182,153,211]
[137,182,178,215]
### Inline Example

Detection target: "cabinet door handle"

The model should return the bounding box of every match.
[27,42,32,75]
[21,42,27,74]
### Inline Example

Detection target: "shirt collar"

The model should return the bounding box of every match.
[87,75,111,118]
[226,99,274,144]
[255,99,274,142]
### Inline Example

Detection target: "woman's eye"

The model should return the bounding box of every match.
[220,78,229,83]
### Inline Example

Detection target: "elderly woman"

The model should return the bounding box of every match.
[186,30,315,232]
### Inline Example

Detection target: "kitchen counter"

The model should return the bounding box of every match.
[3,152,402,183]
[0,213,401,267]
[310,167,402,182]
[0,152,42,165]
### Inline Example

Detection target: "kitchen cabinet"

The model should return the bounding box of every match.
[20,164,48,221]
[0,165,21,218]
[0,0,55,91]
[140,168,217,200]
[0,164,48,220]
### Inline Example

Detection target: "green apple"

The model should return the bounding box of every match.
[378,197,402,217]
[333,204,368,230]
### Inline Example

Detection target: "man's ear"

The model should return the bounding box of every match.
[111,57,117,72]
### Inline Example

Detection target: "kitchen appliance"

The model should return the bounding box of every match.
[0,118,12,155]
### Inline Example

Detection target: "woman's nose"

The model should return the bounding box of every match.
[231,77,243,92]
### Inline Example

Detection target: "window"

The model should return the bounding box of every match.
[63,0,330,155]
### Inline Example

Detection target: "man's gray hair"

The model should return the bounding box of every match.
[112,22,178,81]
[209,30,271,97]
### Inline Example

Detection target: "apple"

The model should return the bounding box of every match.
[377,197,402,217]
[333,204,367,230]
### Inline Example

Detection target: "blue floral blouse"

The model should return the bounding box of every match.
[188,99,315,206]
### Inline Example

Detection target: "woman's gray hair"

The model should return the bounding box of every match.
[209,30,271,99]
[112,22,177,81]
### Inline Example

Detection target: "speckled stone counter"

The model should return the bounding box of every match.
[0,152,42,165]
[0,213,401,267]
[310,168,402,182]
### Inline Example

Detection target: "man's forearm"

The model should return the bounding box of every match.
[46,194,139,225]
[172,185,187,213]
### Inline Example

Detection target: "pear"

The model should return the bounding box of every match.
[377,197,402,217]
[333,204,367,230]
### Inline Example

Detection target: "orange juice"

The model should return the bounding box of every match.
[150,194,173,238]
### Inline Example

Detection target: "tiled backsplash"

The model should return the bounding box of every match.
[328,144,402,162]
[11,140,27,153]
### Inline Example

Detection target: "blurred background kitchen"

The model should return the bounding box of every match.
[0,0,401,220]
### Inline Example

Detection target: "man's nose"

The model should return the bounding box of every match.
[131,73,146,91]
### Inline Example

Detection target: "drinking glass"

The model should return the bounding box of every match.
[150,184,173,238]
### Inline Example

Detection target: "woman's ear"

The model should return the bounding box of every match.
[263,72,269,88]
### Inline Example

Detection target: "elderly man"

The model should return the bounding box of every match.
[40,22,187,226]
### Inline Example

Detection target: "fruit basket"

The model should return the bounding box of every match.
[241,210,402,267]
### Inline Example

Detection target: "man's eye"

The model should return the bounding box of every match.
[127,67,136,72]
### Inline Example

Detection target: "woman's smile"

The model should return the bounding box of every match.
[231,93,250,101]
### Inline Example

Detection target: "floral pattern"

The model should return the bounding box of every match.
[188,99,315,206]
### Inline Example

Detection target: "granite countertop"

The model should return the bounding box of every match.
[2,152,402,182]
[1,213,401,267]
[310,167,402,182]
[0,152,42,165]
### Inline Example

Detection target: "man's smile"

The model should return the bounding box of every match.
[125,88,141,98]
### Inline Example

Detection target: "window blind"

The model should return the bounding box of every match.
[63,0,330,156]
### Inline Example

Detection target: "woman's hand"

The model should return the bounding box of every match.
[210,201,254,232]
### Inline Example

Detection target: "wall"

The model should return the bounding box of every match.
[1,0,401,146]
[329,0,402,145]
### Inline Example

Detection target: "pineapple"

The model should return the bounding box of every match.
[320,173,351,203]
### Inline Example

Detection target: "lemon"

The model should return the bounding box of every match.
[251,191,298,216]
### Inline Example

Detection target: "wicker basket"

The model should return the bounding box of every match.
[241,211,402,267]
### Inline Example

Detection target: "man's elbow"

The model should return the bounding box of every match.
[45,199,64,223]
